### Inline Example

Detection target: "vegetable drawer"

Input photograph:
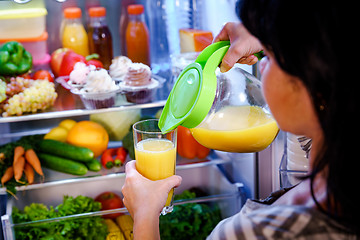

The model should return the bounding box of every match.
[2,164,245,240]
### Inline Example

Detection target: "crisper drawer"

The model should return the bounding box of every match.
[2,164,245,240]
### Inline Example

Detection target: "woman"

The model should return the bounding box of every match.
[122,0,358,238]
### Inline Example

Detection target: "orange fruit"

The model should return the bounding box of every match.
[66,121,109,157]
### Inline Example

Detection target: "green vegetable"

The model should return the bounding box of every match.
[0,41,32,76]
[122,130,135,160]
[12,195,108,240]
[159,188,222,240]
[39,139,94,162]
[38,153,88,176]
[85,159,101,172]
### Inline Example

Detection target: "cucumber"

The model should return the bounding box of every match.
[39,139,94,162]
[38,153,88,176]
[86,159,101,172]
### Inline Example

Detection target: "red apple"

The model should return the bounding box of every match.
[50,48,71,77]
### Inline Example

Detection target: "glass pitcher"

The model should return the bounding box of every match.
[159,41,279,153]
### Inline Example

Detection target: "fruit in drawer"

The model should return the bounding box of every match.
[59,119,77,131]
[95,191,124,219]
[66,121,109,157]
[44,126,68,142]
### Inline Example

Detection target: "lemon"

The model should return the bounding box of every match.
[59,119,77,131]
[44,126,69,142]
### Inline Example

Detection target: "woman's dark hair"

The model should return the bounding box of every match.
[238,0,358,234]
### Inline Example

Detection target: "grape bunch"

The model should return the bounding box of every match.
[2,79,58,117]
[5,77,33,98]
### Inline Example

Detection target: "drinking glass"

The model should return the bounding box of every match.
[133,119,177,215]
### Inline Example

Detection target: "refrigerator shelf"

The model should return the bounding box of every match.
[2,164,245,240]
[0,153,231,195]
[0,82,168,123]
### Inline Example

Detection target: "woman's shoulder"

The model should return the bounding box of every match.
[207,199,356,240]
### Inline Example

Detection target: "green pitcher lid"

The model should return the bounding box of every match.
[159,41,230,133]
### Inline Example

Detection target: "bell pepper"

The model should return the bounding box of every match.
[177,125,210,159]
[59,52,104,77]
[86,53,104,69]
[58,51,86,77]
[0,41,32,76]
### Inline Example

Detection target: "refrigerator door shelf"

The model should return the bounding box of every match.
[2,164,245,240]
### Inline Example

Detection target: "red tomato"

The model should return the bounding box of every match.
[95,192,124,219]
[33,70,54,82]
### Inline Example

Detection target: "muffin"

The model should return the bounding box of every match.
[68,62,95,89]
[119,63,159,103]
[71,68,120,109]
[109,56,132,81]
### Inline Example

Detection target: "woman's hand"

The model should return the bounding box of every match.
[121,160,182,240]
[214,22,263,72]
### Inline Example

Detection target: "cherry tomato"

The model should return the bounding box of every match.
[33,70,54,82]
[95,192,124,219]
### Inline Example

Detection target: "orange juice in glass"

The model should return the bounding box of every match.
[133,119,177,215]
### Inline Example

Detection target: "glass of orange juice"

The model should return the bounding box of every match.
[133,119,177,215]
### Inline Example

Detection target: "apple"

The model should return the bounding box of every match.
[50,48,71,77]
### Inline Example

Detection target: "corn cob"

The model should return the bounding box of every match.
[104,219,125,240]
[116,215,134,240]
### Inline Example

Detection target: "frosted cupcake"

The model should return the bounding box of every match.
[68,62,95,89]
[119,63,159,103]
[71,68,120,109]
[109,56,132,81]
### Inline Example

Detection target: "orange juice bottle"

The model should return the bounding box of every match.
[62,7,89,56]
[125,4,151,66]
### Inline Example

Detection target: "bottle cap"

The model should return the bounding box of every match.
[127,4,144,15]
[89,7,106,17]
[159,41,230,133]
[64,7,82,19]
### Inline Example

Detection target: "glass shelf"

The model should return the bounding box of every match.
[0,80,170,123]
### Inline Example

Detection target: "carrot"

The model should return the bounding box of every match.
[14,156,25,182]
[25,149,43,176]
[1,166,14,186]
[13,146,25,165]
[23,163,34,184]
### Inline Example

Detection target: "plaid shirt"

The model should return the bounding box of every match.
[207,199,357,239]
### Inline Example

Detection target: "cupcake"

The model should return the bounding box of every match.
[109,56,132,81]
[119,63,159,103]
[68,62,95,89]
[71,68,120,109]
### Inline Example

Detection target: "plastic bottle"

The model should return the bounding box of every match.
[88,6,114,69]
[62,7,89,56]
[125,4,151,66]
[145,0,171,76]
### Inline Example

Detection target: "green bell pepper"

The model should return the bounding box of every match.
[0,41,32,76]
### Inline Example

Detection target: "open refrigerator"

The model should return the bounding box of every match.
[0,0,305,239]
